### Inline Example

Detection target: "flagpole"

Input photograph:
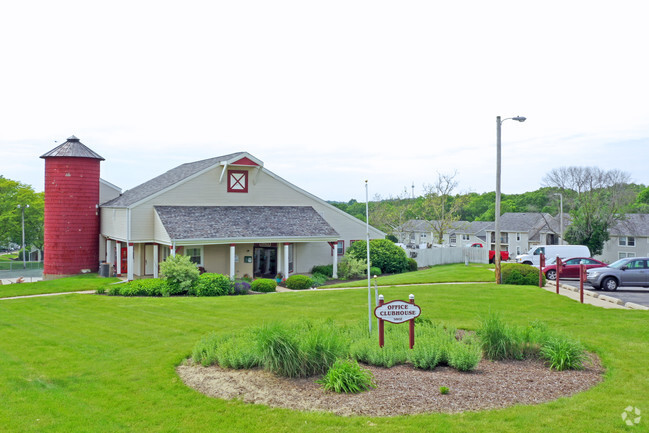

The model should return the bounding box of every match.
[366,180,372,334]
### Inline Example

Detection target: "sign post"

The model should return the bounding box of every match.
[579,263,586,304]
[374,294,421,349]
[539,253,545,288]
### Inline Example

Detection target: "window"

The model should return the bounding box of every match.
[619,252,636,259]
[516,246,521,255]
[619,236,636,246]
[421,233,427,239]
[449,234,457,244]
[288,244,294,273]
[184,247,203,266]
[462,234,470,241]
[227,170,248,193]
[332,241,344,256]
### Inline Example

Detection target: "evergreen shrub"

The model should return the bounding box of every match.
[346,239,409,274]
[502,263,545,286]
[251,278,277,293]
[286,275,313,290]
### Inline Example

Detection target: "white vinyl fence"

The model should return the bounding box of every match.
[406,247,489,267]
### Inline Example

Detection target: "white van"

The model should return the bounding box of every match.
[516,245,591,266]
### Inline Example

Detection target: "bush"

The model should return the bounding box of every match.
[477,312,523,360]
[251,278,277,293]
[232,280,251,295]
[346,238,409,274]
[502,263,545,286]
[311,265,333,278]
[191,273,233,297]
[108,279,168,296]
[369,266,382,276]
[337,255,367,280]
[285,275,313,290]
[386,234,398,243]
[317,359,376,394]
[540,337,587,370]
[311,273,328,287]
[407,258,418,272]
[256,324,305,378]
[159,255,200,295]
[447,339,482,372]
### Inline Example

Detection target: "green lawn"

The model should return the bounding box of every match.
[0,276,646,432]
[0,274,119,298]
[0,253,18,261]
[324,263,495,288]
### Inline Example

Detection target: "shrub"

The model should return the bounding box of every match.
[191,273,233,297]
[251,278,277,293]
[159,254,200,295]
[407,258,418,272]
[232,280,251,295]
[285,275,313,290]
[310,273,328,287]
[386,234,398,243]
[311,265,333,278]
[447,339,482,372]
[502,263,545,286]
[346,238,409,274]
[337,255,367,280]
[369,266,382,276]
[256,323,305,378]
[410,340,444,370]
[439,386,450,395]
[110,279,168,296]
[317,359,376,394]
[299,321,347,376]
[540,337,587,370]
[477,312,523,360]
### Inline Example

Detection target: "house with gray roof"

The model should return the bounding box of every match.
[99,152,384,280]
[598,214,649,263]
[484,212,561,256]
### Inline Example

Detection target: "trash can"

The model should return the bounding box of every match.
[99,262,110,278]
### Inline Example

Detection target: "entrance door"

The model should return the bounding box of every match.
[145,245,154,275]
[253,247,277,278]
[120,246,128,274]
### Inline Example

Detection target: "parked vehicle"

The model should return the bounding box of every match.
[586,257,649,291]
[542,257,607,280]
[516,245,590,267]
[468,243,510,263]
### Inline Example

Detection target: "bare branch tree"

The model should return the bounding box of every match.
[422,172,467,244]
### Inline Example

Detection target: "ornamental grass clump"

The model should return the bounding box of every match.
[317,359,376,394]
[477,312,524,360]
[540,336,587,371]
[256,323,306,378]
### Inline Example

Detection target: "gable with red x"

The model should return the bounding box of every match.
[227,170,248,193]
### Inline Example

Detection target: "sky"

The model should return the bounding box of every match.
[2,0,649,202]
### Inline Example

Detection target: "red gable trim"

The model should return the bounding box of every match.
[231,157,259,166]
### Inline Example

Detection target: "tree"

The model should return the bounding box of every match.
[421,172,467,244]
[0,176,44,251]
[369,189,417,242]
[542,167,634,255]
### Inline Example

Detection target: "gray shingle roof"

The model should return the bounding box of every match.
[610,214,649,237]
[102,152,244,207]
[40,136,105,160]
[498,212,551,232]
[155,206,340,240]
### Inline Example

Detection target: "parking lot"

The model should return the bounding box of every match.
[560,279,649,307]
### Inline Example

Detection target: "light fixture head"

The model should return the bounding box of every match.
[512,116,526,122]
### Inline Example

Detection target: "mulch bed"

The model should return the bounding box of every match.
[177,354,604,417]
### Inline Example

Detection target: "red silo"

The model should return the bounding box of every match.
[40,136,104,278]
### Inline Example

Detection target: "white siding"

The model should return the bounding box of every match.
[100,208,128,241]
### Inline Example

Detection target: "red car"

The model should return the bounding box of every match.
[468,242,510,263]
[542,257,607,280]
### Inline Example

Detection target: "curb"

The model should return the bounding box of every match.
[546,282,649,310]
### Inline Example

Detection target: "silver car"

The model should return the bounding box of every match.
[586,257,649,291]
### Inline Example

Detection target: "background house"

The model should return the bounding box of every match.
[598,214,649,263]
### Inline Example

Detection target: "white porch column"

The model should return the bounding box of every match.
[116,242,122,275]
[229,244,236,280]
[283,243,290,279]
[127,243,134,281]
[106,239,114,265]
[332,242,338,278]
[171,243,176,257]
[153,244,159,278]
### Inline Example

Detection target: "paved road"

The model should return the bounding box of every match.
[559,278,649,307]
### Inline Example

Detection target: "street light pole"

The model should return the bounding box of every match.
[17,204,30,269]
[494,116,526,284]
[554,193,563,245]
